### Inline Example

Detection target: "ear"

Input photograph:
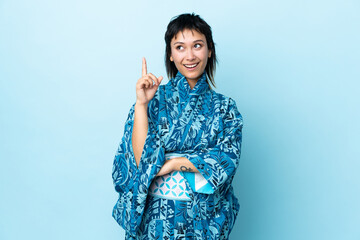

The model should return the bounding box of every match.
[170,56,173,61]
[208,50,212,58]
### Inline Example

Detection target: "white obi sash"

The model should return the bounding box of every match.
[149,153,213,201]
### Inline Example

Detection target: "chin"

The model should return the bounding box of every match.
[184,74,200,81]
[181,69,203,81]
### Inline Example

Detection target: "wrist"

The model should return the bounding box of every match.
[135,102,148,109]
[170,158,179,172]
[171,157,185,172]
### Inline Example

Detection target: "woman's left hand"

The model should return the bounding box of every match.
[156,159,174,177]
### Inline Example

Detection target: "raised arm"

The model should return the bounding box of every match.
[132,57,163,167]
[112,58,166,233]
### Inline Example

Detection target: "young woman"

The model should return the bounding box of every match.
[112,13,244,240]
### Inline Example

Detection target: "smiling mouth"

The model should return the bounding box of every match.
[184,63,199,69]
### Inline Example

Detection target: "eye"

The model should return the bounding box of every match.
[176,45,184,50]
[194,43,202,48]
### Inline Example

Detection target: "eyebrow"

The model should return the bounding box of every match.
[173,39,205,45]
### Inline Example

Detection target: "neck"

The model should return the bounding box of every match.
[186,79,197,90]
[186,77,200,90]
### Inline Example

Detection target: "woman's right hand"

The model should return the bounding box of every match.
[136,57,163,105]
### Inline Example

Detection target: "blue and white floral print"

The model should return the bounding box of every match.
[124,194,234,240]
[112,70,243,239]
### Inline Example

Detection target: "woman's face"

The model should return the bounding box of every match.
[170,28,211,83]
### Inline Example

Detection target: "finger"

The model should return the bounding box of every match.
[147,78,154,88]
[136,77,145,88]
[139,76,151,87]
[142,57,147,77]
[141,78,149,89]
[138,77,151,89]
[143,77,153,88]
[158,76,163,83]
[148,73,159,85]
[147,79,152,88]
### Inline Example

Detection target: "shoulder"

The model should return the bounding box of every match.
[207,90,243,130]
[208,89,231,104]
[208,90,242,116]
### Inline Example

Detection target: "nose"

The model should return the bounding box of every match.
[186,49,196,61]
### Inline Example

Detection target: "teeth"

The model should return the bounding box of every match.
[184,63,198,68]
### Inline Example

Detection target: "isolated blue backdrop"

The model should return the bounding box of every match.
[0,0,359,239]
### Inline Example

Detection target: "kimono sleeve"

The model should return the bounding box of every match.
[111,88,165,234]
[184,97,243,193]
[111,103,138,193]
[112,90,165,193]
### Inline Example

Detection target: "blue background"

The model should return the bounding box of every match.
[1,0,359,239]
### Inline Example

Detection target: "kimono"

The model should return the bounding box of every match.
[112,70,243,239]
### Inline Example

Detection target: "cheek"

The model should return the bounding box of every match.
[197,52,209,67]
[171,53,184,64]
[199,49,210,60]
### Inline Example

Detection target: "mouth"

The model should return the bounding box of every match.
[183,62,199,70]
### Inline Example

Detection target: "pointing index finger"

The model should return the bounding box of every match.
[142,57,147,76]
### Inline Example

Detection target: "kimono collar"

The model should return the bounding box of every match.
[171,70,209,97]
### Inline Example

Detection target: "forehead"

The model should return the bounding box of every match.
[171,29,206,42]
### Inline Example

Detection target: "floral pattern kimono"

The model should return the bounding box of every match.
[112,70,243,239]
